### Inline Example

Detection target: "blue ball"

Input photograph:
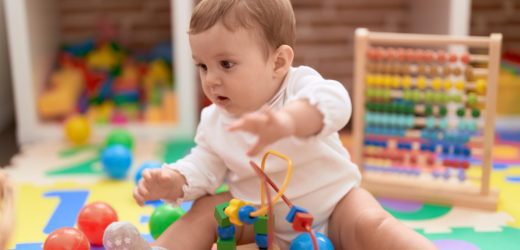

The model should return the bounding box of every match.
[289,232,334,250]
[238,205,258,224]
[101,145,132,179]
[134,161,162,184]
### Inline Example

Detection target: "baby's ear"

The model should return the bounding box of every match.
[273,45,294,77]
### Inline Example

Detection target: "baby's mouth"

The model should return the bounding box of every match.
[215,95,230,105]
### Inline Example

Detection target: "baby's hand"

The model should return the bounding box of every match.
[133,168,182,206]
[228,106,295,156]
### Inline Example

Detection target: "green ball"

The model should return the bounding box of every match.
[149,204,185,239]
[105,129,134,150]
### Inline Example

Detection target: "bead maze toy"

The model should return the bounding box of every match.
[214,150,333,250]
[352,28,502,210]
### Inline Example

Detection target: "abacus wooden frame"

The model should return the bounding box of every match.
[352,28,501,210]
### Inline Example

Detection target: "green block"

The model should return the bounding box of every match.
[254,215,271,235]
[217,238,236,250]
[215,202,231,227]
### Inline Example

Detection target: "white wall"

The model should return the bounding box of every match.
[0,0,14,132]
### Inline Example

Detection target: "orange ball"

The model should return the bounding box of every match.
[77,202,118,245]
[43,227,90,250]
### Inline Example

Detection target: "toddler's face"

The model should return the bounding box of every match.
[189,22,281,116]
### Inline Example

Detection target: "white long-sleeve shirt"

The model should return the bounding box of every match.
[167,65,361,244]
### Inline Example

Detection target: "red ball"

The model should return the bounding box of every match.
[43,227,90,250]
[77,202,118,245]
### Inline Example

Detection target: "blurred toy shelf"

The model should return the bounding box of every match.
[4,0,197,144]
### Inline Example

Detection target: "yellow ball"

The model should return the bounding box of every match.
[65,115,91,145]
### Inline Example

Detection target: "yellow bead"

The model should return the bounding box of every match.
[384,75,392,88]
[475,79,487,94]
[416,76,427,89]
[431,77,443,90]
[224,199,250,226]
[402,76,412,89]
[455,80,465,90]
[443,79,452,90]
[366,75,375,86]
[374,75,384,87]
[391,76,401,88]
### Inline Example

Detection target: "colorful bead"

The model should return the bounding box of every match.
[215,202,232,227]
[254,216,269,235]
[439,118,449,129]
[467,93,478,107]
[238,205,258,224]
[431,77,443,90]
[416,76,427,89]
[217,238,236,250]
[439,106,448,117]
[443,79,452,90]
[402,76,412,88]
[218,225,236,240]
[471,109,481,118]
[475,79,486,94]
[224,199,250,226]
[286,205,308,223]
[456,108,466,117]
[255,234,268,249]
[292,212,314,232]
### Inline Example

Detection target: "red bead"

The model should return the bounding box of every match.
[367,48,377,60]
[396,48,406,61]
[449,53,457,63]
[415,50,424,62]
[405,49,415,61]
[426,155,435,165]
[292,212,314,232]
[436,51,446,63]
[459,161,470,169]
[387,48,397,60]
[378,47,388,60]
[424,50,434,62]
[460,53,470,64]
[77,202,118,245]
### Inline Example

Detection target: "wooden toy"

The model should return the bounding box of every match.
[352,28,502,210]
[214,151,333,250]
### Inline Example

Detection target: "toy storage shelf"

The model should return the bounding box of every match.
[4,0,197,144]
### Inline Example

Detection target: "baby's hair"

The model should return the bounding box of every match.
[189,0,295,55]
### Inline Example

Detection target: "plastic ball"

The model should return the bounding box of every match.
[134,161,162,184]
[65,115,91,145]
[43,227,90,250]
[101,145,132,179]
[149,204,185,239]
[105,128,134,150]
[77,202,118,245]
[289,232,334,250]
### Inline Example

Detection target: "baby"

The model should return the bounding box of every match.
[104,0,436,249]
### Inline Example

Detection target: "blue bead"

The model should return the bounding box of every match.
[217,225,236,240]
[463,147,471,157]
[255,234,268,248]
[286,205,308,223]
[238,205,258,224]
[289,232,334,250]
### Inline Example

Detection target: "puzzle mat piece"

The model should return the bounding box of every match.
[7,180,156,249]
[423,227,520,250]
[4,139,162,185]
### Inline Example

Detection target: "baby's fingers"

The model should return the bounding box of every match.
[247,139,267,157]
[133,188,145,207]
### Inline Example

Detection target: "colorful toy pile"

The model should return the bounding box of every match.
[38,39,178,125]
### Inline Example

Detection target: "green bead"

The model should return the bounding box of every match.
[217,238,236,250]
[425,105,433,116]
[456,108,466,117]
[215,202,232,227]
[471,109,481,118]
[467,93,478,107]
[254,216,270,234]
[439,106,448,117]
[149,204,185,239]
[105,128,134,150]
[451,94,462,103]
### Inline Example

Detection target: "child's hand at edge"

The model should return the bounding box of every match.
[227,105,295,156]
[133,168,186,206]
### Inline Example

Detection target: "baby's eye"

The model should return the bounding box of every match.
[220,60,235,69]
[196,63,207,71]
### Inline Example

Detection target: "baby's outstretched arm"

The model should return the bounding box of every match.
[228,99,323,156]
[133,168,186,206]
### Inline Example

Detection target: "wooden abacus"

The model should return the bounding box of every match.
[352,28,502,210]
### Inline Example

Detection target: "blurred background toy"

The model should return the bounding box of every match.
[64,115,91,145]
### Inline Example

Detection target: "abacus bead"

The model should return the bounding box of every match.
[471,109,481,118]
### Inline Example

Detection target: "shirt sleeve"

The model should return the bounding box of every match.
[164,107,228,202]
[287,66,352,139]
